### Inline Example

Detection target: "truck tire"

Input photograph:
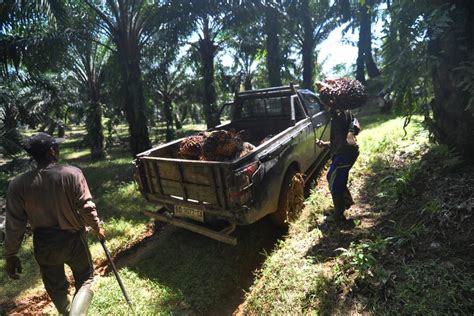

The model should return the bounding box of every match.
[271,169,305,226]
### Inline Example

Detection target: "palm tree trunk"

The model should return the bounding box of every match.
[356,0,380,82]
[302,41,314,89]
[174,113,182,130]
[86,99,104,160]
[301,0,314,89]
[363,0,380,78]
[47,121,56,136]
[430,1,474,160]
[57,124,65,138]
[121,58,151,157]
[198,18,220,129]
[176,105,188,128]
[191,105,200,123]
[2,105,22,154]
[3,105,18,133]
[265,7,282,87]
[355,43,365,83]
[163,94,175,142]
[244,75,253,91]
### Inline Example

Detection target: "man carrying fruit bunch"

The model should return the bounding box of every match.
[315,78,366,225]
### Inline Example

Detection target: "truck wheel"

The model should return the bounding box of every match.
[271,169,305,226]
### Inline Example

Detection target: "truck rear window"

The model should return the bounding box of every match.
[239,96,291,118]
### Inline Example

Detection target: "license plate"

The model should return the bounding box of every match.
[174,205,204,222]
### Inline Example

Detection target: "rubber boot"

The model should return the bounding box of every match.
[326,193,354,228]
[69,287,94,316]
[343,187,355,209]
[331,193,347,221]
[53,295,71,316]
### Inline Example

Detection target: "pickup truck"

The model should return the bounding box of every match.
[134,85,330,245]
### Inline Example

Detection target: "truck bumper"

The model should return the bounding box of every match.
[143,192,260,224]
[143,210,237,245]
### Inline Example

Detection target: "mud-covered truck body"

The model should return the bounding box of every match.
[134,85,330,244]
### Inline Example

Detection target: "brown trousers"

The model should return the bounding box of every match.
[33,228,94,315]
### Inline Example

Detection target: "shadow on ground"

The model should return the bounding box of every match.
[303,145,474,314]
[125,217,286,314]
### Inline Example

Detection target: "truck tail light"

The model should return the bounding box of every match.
[228,161,260,204]
[243,162,258,176]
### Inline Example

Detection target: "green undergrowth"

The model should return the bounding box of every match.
[375,261,474,315]
[89,268,183,315]
[241,112,474,314]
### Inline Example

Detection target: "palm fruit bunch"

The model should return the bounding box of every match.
[201,129,244,161]
[316,78,367,110]
[178,133,207,160]
[179,129,254,161]
[239,142,256,158]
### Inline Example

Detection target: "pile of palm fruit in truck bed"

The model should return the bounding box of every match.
[178,129,256,161]
[316,77,367,110]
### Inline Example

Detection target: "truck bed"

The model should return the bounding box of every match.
[135,116,295,213]
[145,117,294,159]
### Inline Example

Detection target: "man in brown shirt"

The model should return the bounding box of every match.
[4,132,105,314]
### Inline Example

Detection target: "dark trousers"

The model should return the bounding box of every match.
[327,152,359,194]
[33,229,94,314]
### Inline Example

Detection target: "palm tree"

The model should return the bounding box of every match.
[262,2,284,87]
[63,5,110,160]
[188,1,260,127]
[0,80,23,156]
[252,1,297,87]
[429,0,474,160]
[228,23,262,91]
[355,0,380,83]
[68,41,108,160]
[383,0,474,160]
[145,47,188,142]
[0,0,69,155]
[187,1,235,128]
[0,0,68,75]
[288,0,338,89]
[83,0,187,157]
[331,0,381,83]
